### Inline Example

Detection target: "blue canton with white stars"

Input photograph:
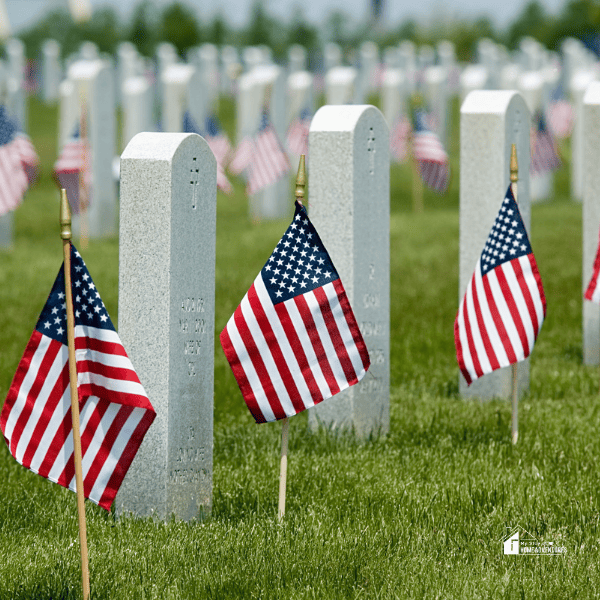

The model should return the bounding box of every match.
[0,105,18,146]
[261,202,339,305]
[35,245,116,345]
[480,185,532,277]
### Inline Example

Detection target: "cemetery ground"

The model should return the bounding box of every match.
[0,98,599,599]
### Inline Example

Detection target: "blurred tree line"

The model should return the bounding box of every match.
[12,0,600,63]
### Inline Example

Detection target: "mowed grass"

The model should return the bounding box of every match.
[0,97,599,599]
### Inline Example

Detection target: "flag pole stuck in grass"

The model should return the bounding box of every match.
[220,153,370,519]
[278,154,308,520]
[60,188,91,600]
[510,144,519,445]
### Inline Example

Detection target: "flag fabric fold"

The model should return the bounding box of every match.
[220,201,370,423]
[390,114,411,163]
[547,86,573,139]
[53,123,90,215]
[454,184,546,385]
[585,225,600,303]
[412,109,449,193]
[530,111,561,176]
[1,244,156,510]
[183,111,232,194]
[0,105,31,217]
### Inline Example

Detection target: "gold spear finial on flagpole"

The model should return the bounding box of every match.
[510,143,519,446]
[295,154,306,203]
[60,189,91,600]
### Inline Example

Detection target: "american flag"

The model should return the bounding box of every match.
[547,86,573,139]
[13,132,39,186]
[0,105,29,217]
[455,184,546,385]
[530,111,561,176]
[286,108,311,156]
[245,110,290,196]
[1,244,156,510]
[204,114,232,167]
[220,201,370,424]
[412,109,449,193]
[229,136,254,175]
[183,111,232,194]
[585,225,600,303]
[390,114,411,163]
[53,123,89,215]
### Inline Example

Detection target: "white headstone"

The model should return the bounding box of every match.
[459,90,531,399]
[287,70,314,128]
[518,70,552,202]
[6,38,26,129]
[571,69,597,201]
[117,42,141,104]
[122,76,153,149]
[116,131,216,520]
[0,0,10,41]
[383,46,399,70]
[42,39,61,103]
[189,44,219,110]
[424,66,449,147]
[68,59,117,238]
[161,63,206,134]
[500,64,521,90]
[477,39,500,89]
[398,40,416,95]
[325,66,357,105]
[418,45,435,71]
[324,43,342,72]
[460,65,489,103]
[58,78,78,148]
[79,41,99,61]
[381,68,406,129]
[583,82,600,364]
[220,45,240,95]
[307,105,390,436]
[355,41,379,103]
[288,44,307,73]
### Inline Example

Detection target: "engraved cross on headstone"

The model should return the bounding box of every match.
[190,157,199,209]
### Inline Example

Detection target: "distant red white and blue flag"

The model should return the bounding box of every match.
[183,111,232,194]
[286,108,312,156]
[390,114,411,163]
[53,123,90,215]
[1,244,156,510]
[0,105,31,217]
[455,184,546,385]
[546,86,573,139]
[220,201,370,423]
[412,109,449,193]
[530,111,561,176]
[584,224,600,304]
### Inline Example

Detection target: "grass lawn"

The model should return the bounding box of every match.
[0,96,598,599]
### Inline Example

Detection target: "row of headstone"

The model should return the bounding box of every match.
[116,103,390,519]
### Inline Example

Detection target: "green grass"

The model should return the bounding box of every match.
[0,97,598,599]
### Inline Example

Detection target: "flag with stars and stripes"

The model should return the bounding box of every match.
[286,108,311,156]
[584,225,600,303]
[245,109,290,196]
[0,105,30,217]
[1,244,156,510]
[220,201,370,423]
[183,111,232,194]
[412,109,449,193]
[530,111,561,176]
[229,136,253,175]
[53,123,90,214]
[455,184,546,385]
[547,86,573,139]
[13,131,39,186]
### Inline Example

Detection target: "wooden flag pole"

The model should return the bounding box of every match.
[60,189,91,600]
[510,144,519,445]
[277,154,307,520]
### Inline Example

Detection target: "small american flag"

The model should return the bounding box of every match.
[220,201,370,423]
[0,105,29,217]
[455,184,546,385]
[286,108,311,156]
[547,86,573,139]
[1,244,156,510]
[53,123,90,214]
[204,114,232,167]
[390,114,411,163]
[246,110,290,196]
[13,132,39,186]
[229,136,254,175]
[530,111,561,176]
[412,109,449,193]
[585,225,600,303]
[183,111,232,194]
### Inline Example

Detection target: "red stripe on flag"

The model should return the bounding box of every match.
[482,274,517,365]
[471,274,500,373]
[495,263,530,357]
[220,326,266,423]
[294,293,341,396]
[512,258,540,340]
